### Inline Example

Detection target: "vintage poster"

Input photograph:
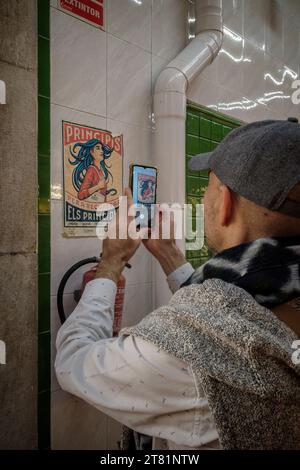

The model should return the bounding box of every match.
[59,0,104,29]
[62,121,123,237]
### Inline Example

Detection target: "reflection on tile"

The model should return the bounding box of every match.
[152,0,187,62]
[244,0,267,51]
[241,40,265,102]
[187,77,222,112]
[51,8,106,116]
[223,0,244,37]
[107,0,151,52]
[107,35,152,127]
[51,389,108,449]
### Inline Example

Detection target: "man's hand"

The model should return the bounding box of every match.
[96,188,145,284]
[143,207,187,276]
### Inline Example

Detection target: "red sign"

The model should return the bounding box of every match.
[59,0,104,29]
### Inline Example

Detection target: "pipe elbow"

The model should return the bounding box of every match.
[154,67,188,95]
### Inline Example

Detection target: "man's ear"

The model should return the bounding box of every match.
[219,185,234,226]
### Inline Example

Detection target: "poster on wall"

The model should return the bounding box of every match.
[59,0,104,29]
[62,121,123,237]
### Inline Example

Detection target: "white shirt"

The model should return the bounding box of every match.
[55,262,219,450]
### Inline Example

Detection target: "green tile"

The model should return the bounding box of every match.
[186,155,200,177]
[186,194,202,212]
[186,249,202,259]
[200,117,211,139]
[38,214,50,273]
[38,390,51,449]
[223,125,232,138]
[210,141,219,151]
[38,37,50,97]
[38,332,51,393]
[211,122,223,142]
[189,258,202,269]
[38,0,50,38]
[186,135,200,155]
[186,113,199,136]
[186,176,208,197]
[38,274,50,333]
[199,137,211,153]
[38,155,50,214]
[38,96,50,155]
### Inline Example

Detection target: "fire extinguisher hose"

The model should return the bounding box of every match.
[57,257,99,325]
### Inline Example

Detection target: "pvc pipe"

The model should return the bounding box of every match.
[153,0,223,308]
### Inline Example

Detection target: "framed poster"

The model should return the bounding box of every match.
[62,121,123,237]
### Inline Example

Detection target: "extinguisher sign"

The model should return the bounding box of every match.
[59,0,104,29]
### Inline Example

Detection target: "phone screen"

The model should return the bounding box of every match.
[131,165,157,226]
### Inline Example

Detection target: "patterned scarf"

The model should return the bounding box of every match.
[183,236,300,308]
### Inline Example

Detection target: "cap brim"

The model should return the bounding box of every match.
[188,152,213,171]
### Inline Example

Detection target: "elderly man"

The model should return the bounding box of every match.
[55,119,300,450]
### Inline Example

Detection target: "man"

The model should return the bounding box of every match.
[55,119,300,450]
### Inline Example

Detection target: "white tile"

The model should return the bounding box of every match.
[262,57,290,115]
[106,118,153,187]
[51,389,108,449]
[51,199,102,295]
[151,54,169,93]
[122,282,153,328]
[244,0,267,52]
[51,104,107,197]
[51,294,77,392]
[216,32,245,94]
[107,0,151,52]
[223,0,244,37]
[283,17,299,74]
[241,40,265,103]
[265,2,284,62]
[50,0,57,7]
[51,8,106,116]
[152,0,187,62]
[107,35,152,128]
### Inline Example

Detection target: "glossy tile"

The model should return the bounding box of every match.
[244,0,267,51]
[223,0,244,37]
[152,0,187,62]
[107,35,152,128]
[107,0,151,52]
[51,293,77,392]
[51,200,102,295]
[51,8,106,116]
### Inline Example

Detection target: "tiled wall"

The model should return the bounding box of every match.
[186,105,241,268]
[49,0,300,449]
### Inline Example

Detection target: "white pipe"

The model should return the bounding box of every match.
[153,0,223,308]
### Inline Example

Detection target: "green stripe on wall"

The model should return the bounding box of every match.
[38,0,51,450]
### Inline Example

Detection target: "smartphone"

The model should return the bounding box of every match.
[129,164,158,227]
